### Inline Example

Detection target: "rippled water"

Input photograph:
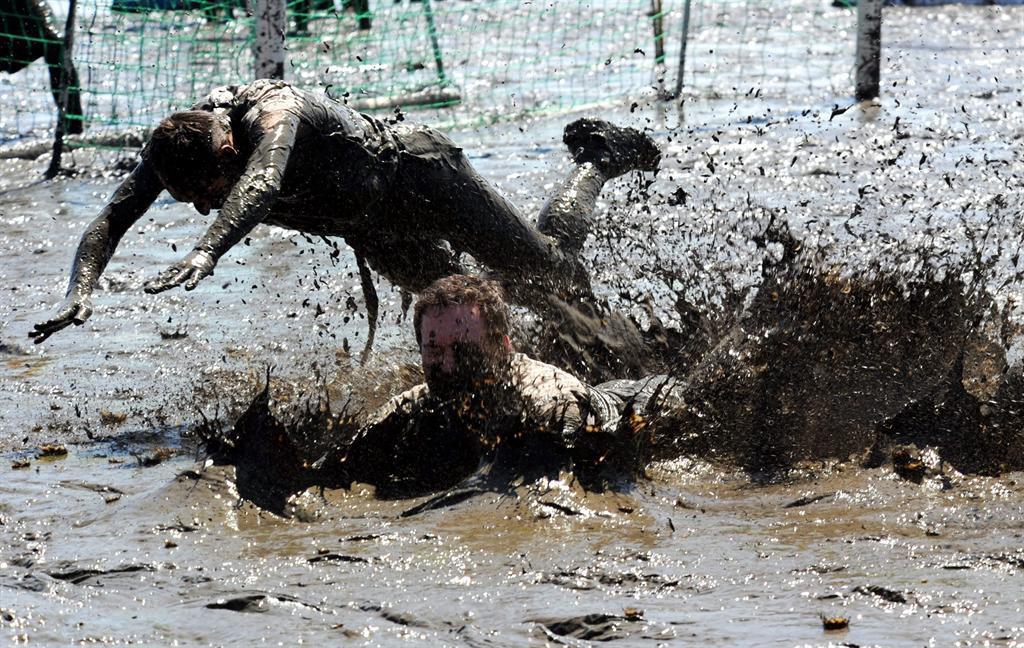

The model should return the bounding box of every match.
[2,4,1023,646]
[3,444,1023,645]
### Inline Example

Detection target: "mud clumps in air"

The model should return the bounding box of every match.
[642,220,1024,476]
[196,215,1024,506]
[195,375,361,514]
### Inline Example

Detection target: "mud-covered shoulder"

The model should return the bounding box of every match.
[510,354,589,429]
[363,382,430,428]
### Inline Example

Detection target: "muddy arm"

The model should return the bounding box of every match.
[313,385,428,487]
[143,115,298,293]
[29,160,163,343]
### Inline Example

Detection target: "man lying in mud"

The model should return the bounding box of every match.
[312,274,677,501]
[29,78,660,344]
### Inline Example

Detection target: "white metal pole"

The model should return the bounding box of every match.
[253,0,286,80]
[855,0,882,101]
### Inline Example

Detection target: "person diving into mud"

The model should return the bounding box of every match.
[210,249,1024,516]
[310,274,678,502]
[28,79,660,344]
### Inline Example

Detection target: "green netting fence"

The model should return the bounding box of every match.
[0,0,858,148]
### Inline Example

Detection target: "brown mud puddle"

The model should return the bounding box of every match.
[2,435,1023,645]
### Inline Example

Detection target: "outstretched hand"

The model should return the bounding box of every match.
[143,250,216,294]
[29,292,93,344]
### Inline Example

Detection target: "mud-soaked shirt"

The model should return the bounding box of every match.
[364,353,673,450]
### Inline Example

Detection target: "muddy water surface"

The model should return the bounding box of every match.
[3,445,1023,645]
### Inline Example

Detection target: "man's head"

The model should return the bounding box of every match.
[413,275,514,398]
[145,111,241,215]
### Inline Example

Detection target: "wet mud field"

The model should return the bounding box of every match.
[2,5,1024,646]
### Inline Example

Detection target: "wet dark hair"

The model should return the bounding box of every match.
[413,275,511,347]
[144,110,227,189]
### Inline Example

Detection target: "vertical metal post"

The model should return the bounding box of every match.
[855,0,881,101]
[650,0,664,64]
[46,0,77,179]
[253,0,286,80]
[673,0,691,99]
[421,0,446,85]
[651,0,667,97]
[352,0,371,30]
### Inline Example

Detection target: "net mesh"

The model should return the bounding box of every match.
[677,1,856,101]
[0,0,859,147]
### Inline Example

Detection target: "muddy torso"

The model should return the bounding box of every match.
[192,80,401,235]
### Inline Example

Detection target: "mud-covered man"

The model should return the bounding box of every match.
[29,79,659,343]
[329,275,677,495]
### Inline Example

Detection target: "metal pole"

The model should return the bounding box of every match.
[353,0,371,30]
[651,0,667,97]
[673,0,691,99]
[651,0,664,64]
[253,0,286,80]
[421,0,446,85]
[46,0,77,179]
[855,0,881,101]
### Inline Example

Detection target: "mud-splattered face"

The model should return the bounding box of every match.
[419,304,507,399]
[164,175,233,216]
[158,123,240,216]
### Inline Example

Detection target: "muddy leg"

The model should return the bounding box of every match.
[536,164,608,256]
[404,151,594,306]
[538,117,661,254]
[388,125,586,301]
[519,120,667,379]
[519,118,662,296]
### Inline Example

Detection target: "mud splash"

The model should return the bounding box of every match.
[192,209,1023,527]
[638,218,1024,476]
